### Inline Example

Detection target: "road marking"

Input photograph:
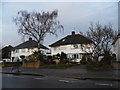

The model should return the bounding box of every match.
[95,83,113,86]
[59,80,70,83]
[7,74,24,78]
[35,78,44,80]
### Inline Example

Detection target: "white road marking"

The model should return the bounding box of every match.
[35,78,44,80]
[95,83,113,86]
[7,74,24,78]
[59,80,70,83]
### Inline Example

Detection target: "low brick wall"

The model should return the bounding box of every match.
[111,61,120,69]
[22,60,40,68]
[2,62,17,67]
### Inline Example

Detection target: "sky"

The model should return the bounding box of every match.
[1,1,118,48]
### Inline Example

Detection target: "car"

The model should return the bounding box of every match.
[69,58,81,63]
[0,60,3,63]
[2,59,12,62]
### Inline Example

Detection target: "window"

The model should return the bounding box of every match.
[21,49,26,52]
[28,49,30,52]
[60,46,65,50]
[73,44,78,49]
[54,47,57,51]
[62,39,65,42]
[15,50,19,53]
[73,54,79,59]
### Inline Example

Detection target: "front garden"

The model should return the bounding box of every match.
[2,51,119,70]
[21,51,78,69]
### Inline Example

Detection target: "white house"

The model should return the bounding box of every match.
[112,33,120,62]
[49,31,94,62]
[11,38,50,61]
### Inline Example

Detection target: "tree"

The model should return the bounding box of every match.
[13,10,64,49]
[81,22,117,62]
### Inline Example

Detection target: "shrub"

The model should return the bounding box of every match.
[53,55,58,60]
[28,55,37,62]
[80,55,87,64]
[56,53,61,59]
[100,53,112,65]
[60,60,69,64]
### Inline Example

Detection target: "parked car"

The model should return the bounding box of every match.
[0,60,3,63]
[2,59,12,62]
[69,58,81,63]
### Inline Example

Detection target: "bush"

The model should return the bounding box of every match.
[100,53,112,65]
[53,55,58,60]
[80,55,87,64]
[28,55,37,62]
[32,51,44,61]
[60,60,69,64]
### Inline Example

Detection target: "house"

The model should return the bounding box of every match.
[49,31,94,62]
[11,38,50,61]
[112,33,120,62]
[2,45,13,62]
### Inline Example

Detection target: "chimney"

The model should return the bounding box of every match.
[29,37,32,41]
[71,31,75,35]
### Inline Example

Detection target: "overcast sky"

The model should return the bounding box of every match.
[1,2,118,47]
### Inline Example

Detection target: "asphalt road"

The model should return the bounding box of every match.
[2,74,120,88]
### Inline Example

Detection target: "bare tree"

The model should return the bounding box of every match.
[13,10,64,49]
[101,24,116,53]
[81,22,117,62]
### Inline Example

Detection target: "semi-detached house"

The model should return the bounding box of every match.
[112,33,120,62]
[11,38,50,61]
[49,31,94,62]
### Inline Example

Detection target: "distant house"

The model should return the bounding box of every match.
[112,33,120,62]
[49,31,94,62]
[2,45,13,62]
[11,38,50,61]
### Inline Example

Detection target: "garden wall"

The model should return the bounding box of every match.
[2,62,16,67]
[111,61,120,69]
[22,60,40,68]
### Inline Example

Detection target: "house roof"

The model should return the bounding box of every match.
[49,33,93,47]
[14,39,49,50]
[2,45,14,52]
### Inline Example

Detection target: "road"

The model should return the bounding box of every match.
[2,73,120,88]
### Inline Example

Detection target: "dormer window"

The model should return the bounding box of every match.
[62,39,65,42]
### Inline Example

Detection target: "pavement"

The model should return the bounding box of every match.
[1,65,120,81]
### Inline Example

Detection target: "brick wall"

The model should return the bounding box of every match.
[22,60,40,68]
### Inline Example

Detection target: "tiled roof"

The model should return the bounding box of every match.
[14,40,49,50]
[49,34,93,47]
[2,45,14,52]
